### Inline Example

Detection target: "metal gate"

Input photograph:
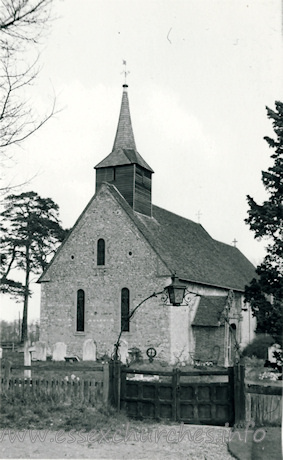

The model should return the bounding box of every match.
[120,368,234,426]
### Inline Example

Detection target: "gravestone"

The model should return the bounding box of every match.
[24,341,31,378]
[119,339,129,364]
[83,339,96,361]
[34,341,47,361]
[268,343,281,363]
[52,342,67,361]
[28,345,36,361]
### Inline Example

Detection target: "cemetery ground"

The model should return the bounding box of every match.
[0,352,281,459]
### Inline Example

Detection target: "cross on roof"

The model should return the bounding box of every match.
[196,210,202,223]
[232,238,238,247]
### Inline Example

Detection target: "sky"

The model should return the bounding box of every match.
[1,0,282,323]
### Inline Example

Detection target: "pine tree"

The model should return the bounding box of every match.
[245,101,283,344]
[1,191,68,342]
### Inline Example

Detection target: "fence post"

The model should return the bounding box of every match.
[103,362,110,405]
[112,360,121,410]
[233,360,246,425]
[172,368,180,422]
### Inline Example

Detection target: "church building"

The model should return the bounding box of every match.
[38,84,256,366]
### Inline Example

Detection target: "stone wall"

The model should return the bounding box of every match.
[40,185,171,361]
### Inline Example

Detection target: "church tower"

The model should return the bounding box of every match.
[95,84,154,217]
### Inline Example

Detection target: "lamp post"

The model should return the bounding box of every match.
[113,274,193,361]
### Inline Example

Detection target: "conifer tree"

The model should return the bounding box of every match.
[245,101,283,344]
[1,191,67,342]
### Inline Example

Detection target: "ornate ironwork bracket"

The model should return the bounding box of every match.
[161,287,200,307]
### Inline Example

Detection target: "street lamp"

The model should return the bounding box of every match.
[166,274,187,306]
[113,274,192,361]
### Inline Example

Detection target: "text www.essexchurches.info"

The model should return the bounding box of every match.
[0,422,266,445]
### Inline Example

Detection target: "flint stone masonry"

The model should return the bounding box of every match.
[40,185,171,362]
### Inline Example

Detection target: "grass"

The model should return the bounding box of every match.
[1,350,106,381]
[0,391,152,434]
[228,426,282,460]
[251,427,282,460]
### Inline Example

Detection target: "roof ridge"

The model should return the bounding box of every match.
[152,204,210,230]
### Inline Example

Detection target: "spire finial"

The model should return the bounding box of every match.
[121,60,130,85]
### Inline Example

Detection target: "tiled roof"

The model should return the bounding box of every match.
[95,86,154,173]
[107,184,255,292]
[192,296,227,326]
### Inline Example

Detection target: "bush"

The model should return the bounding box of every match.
[242,334,275,359]
[244,356,265,368]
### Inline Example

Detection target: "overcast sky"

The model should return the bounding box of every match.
[1,0,282,323]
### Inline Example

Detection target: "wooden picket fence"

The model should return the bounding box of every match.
[0,360,110,405]
[245,384,282,426]
[1,377,103,405]
[1,358,281,425]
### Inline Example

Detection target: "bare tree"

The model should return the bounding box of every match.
[0,0,55,189]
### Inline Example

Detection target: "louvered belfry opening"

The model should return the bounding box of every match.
[95,85,154,217]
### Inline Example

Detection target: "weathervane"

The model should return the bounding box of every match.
[121,60,130,85]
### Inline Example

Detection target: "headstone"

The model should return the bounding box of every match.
[28,345,36,360]
[24,341,31,378]
[83,339,96,361]
[119,339,129,364]
[34,341,47,361]
[52,342,67,361]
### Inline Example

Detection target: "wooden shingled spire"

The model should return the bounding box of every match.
[112,85,137,151]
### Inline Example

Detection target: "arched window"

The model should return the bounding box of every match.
[77,289,85,332]
[121,288,130,332]
[97,239,105,266]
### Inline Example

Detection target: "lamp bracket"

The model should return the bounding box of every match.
[162,287,199,307]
